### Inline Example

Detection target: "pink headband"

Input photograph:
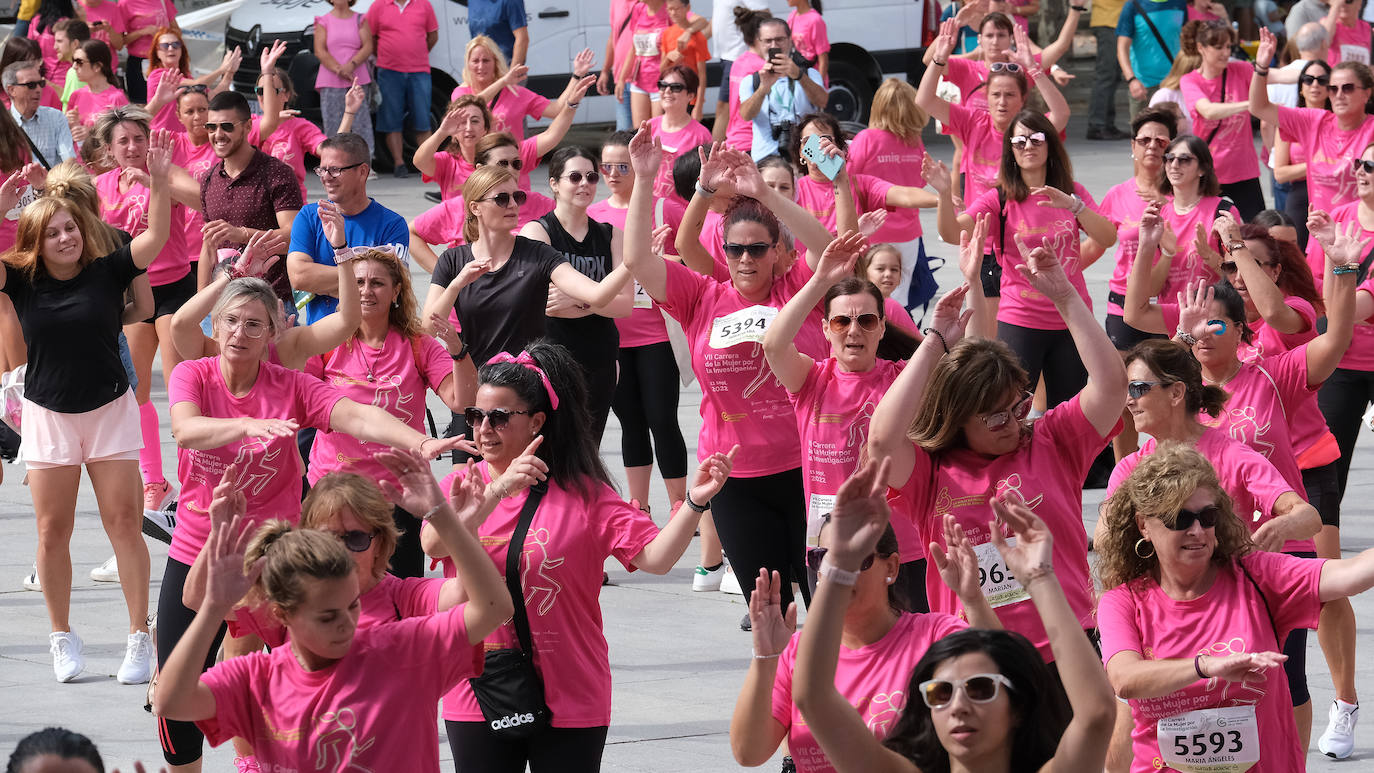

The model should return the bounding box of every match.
[487,351,559,410]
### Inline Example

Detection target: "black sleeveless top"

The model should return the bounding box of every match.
[539,212,620,366]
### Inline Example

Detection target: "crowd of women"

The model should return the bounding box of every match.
[6,0,1374,771]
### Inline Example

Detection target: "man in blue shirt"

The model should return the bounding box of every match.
[1116,0,1187,116]
[287,133,410,325]
[469,0,528,67]
[737,18,828,161]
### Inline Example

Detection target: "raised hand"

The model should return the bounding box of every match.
[1010,25,1036,71]
[490,435,548,498]
[572,48,595,78]
[1175,280,1221,340]
[319,198,347,248]
[928,284,973,346]
[649,223,673,257]
[825,458,893,570]
[688,445,737,506]
[629,121,664,177]
[1306,208,1336,248]
[817,229,869,284]
[242,417,298,439]
[931,18,958,63]
[1194,222,1223,273]
[958,212,990,284]
[344,78,366,115]
[146,129,175,180]
[930,514,984,604]
[446,458,490,532]
[749,569,798,658]
[857,208,887,239]
[438,106,466,136]
[696,140,734,190]
[1319,220,1363,269]
[923,155,953,195]
[1030,185,1078,210]
[375,448,447,518]
[203,465,261,613]
[0,170,25,214]
[989,491,1053,583]
[428,312,463,354]
[1137,201,1164,247]
[259,39,287,75]
[232,230,285,278]
[568,74,596,104]
[1255,27,1278,68]
[1012,236,1076,303]
[502,63,531,88]
[1210,209,1242,247]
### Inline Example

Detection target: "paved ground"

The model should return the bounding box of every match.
[3,100,1374,772]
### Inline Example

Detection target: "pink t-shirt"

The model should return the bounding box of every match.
[1240,296,1316,364]
[411,189,554,246]
[626,1,672,92]
[431,136,541,199]
[1098,181,1156,316]
[95,167,189,286]
[609,0,637,79]
[119,0,176,59]
[1099,551,1324,773]
[790,358,923,561]
[1186,4,1224,21]
[146,67,183,132]
[231,570,444,648]
[966,182,1098,330]
[847,128,926,243]
[945,102,1006,211]
[794,173,894,256]
[305,332,452,485]
[315,11,373,89]
[1350,274,1374,372]
[435,462,660,726]
[656,258,814,476]
[772,612,967,772]
[1328,19,1373,64]
[883,296,919,336]
[588,198,671,347]
[897,395,1116,661]
[787,9,831,67]
[198,602,483,773]
[172,133,216,263]
[941,55,1044,114]
[67,84,130,125]
[80,0,127,49]
[1276,106,1374,215]
[649,115,713,202]
[27,26,60,88]
[1155,197,1231,306]
[1180,62,1260,184]
[727,51,765,152]
[451,84,548,143]
[166,357,345,565]
[250,116,327,197]
[364,0,438,73]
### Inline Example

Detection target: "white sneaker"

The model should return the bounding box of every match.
[720,566,743,595]
[141,499,177,544]
[90,555,119,583]
[692,563,723,592]
[117,631,154,685]
[50,631,84,683]
[1319,699,1360,759]
[22,562,40,591]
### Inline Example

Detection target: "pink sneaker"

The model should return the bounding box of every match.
[142,480,173,514]
[233,756,262,773]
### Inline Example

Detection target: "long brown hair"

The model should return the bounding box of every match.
[998,110,1073,203]
[1238,224,1323,314]
[0,105,30,172]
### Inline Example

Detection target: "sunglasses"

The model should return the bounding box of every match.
[827,313,881,332]
[723,242,772,260]
[1299,73,1330,86]
[988,62,1022,73]
[1163,504,1221,531]
[335,530,376,552]
[1219,259,1278,274]
[1352,159,1374,174]
[158,40,183,50]
[1333,82,1365,94]
[205,120,242,133]
[600,162,629,175]
[481,190,528,208]
[919,673,1014,709]
[1009,132,1046,149]
[176,84,208,95]
[805,546,876,574]
[253,85,288,96]
[1127,380,1165,399]
[13,79,44,90]
[979,391,1033,430]
[657,80,688,92]
[315,161,366,178]
[560,170,599,184]
[71,57,89,65]
[493,158,523,171]
[1164,152,1196,165]
[464,406,532,429]
[1133,136,1169,149]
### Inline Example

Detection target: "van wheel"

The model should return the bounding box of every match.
[825,60,873,124]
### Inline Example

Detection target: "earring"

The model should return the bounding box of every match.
[885,577,895,584]
[392,299,399,308]
[1134,538,1155,559]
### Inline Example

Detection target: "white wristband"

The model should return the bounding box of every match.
[818,557,860,586]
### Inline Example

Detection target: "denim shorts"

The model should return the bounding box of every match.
[375,68,433,133]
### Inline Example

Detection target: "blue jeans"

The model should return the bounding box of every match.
[118,331,137,393]
[375,68,432,133]
[615,84,633,131]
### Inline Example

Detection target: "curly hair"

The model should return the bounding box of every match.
[1096,444,1253,590]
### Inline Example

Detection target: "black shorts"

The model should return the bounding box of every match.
[143,268,196,323]
[1105,312,1166,351]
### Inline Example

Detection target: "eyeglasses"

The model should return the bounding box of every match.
[805,546,876,574]
[221,315,268,338]
[1299,73,1330,86]
[1133,136,1169,149]
[1333,82,1365,94]
[827,313,881,332]
[13,79,44,90]
[71,57,89,65]
[158,40,183,50]
[1162,504,1221,531]
[1220,259,1278,274]
[205,120,243,133]
[253,85,288,96]
[919,673,1014,709]
[979,391,1033,430]
[1127,380,1165,399]
[464,406,532,429]
[315,161,366,178]
[560,170,599,184]
[333,530,376,552]
[657,80,688,92]
[1352,159,1374,174]
[1163,152,1197,165]
[492,158,523,171]
[988,62,1022,73]
[1009,132,1046,149]
[480,190,528,208]
[600,162,629,175]
[175,84,208,96]
[723,242,772,260]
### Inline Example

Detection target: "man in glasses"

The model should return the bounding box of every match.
[738,17,827,161]
[287,132,411,325]
[3,61,77,166]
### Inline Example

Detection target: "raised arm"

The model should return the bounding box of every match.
[729,568,794,767]
[628,127,674,299]
[412,107,463,178]
[254,41,289,143]
[631,449,734,573]
[1037,5,1083,69]
[1303,220,1360,385]
[170,272,227,360]
[764,232,867,392]
[1248,29,1282,126]
[277,249,363,370]
[1012,27,1070,132]
[724,147,835,269]
[130,130,174,269]
[916,19,958,125]
[1121,202,1171,334]
[1215,213,1309,336]
[533,76,597,158]
[925,155,973,246]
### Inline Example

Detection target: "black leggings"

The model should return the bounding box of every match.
[126,55,148,103]
[1283,179,1311,250]
[1282,551,1317,706]
[445,721,608,773]
[156,558,228,766]
[610,342,688,477]
[995,322,1087,409]
[391,504,424,578]
[711,468,809,611]
[1220,177,1266,222]
[1303,461,1342,529]
[1317,367,1374,499]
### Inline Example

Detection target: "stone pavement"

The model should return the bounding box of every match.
[2,113,1373,771]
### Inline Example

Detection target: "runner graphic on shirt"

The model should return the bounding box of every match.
[522,527,565,616]
[313,707,376,772]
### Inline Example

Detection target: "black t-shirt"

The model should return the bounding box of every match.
[538,213,619,366]
[431,236,568,366]
[4,244,144,412]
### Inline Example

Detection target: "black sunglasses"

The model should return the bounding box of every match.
[1127,380,1164,399]
[335,530,376,552]
[1164,504,1221,531]
[600,162,629,175]
[560,170,599,184]
[1134,136,1169,149]
[176,84,208,95]
[71,57,89,65]
[723,242,772,260]
[1164,152,1197,165]
[1299,73,1331,86]
[1352,159,1374,174]
[805,546,876,574]
[253,85,288,96]
[480,190,528,208]
[14,79,44,90]
[464,406,532,429]
[493,158,523,171]
[828,313,881,332]
[1220,259,1278,274]
[205,120,242,133]
[657,80,688,92]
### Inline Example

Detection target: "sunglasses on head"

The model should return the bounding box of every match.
[1352,159,1374,174]
[176,84,208,95]
[560,170,599,184]
[980,391,1033,430]
[600,162,629,175]
[1009,132,1046,149]
[1127,380,1165,399]
[805,546,876,574]
[481,190,528,208]
[723,242,772,260]
[335,530,376,552]
[1299,73,1330,86]
[205,120,242,133]
[1163,504,1221,531]
[493,158,524,171]
[657,80,688,92]
[827,313,881,333]
[988,62,1022,73]
[1164,152,1196,165]
[464,406,532,429]
[253,85,288,96]
[919,673,1014,709]
[1134,136,1169,149]
[1333,82,1364,94]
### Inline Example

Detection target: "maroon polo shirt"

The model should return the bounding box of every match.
[201,147,303,309]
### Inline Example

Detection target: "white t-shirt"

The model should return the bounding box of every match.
[1267,59,1309,109]
[712,0,769,61]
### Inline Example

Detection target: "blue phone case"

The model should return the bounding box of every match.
[802,134,845,180]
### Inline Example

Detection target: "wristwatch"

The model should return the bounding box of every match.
[1177,328,1199,346]
[818,557,860,586]
[450,341,469,362]
[1223,239,1247,254]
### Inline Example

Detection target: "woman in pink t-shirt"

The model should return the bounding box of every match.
[153,452,512,773]
[647,65,712,203]
[793,463,1117,773]
[616,0,671,126]
[725,9,770,152]
[65,39,128,126]
[1319,0,1372,65]
[141,28,235,134]
[450,35,590,142]
[1180,20,1265,219]
[1097,443,1374,773]
[170,86,216,267]
[314,0,374,154]
[423,340,733,770]
[1255,51,1335,249]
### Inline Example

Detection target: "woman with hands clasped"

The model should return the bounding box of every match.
[152,457,512,773]
[422,340,734,771]
[790,458,1116,773]
[1098,444,1374,772]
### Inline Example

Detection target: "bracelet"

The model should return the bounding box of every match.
[932,59,948,67]
[1021,563,1055,584]
[1071,4,1088,10]
[1194,654,1209,680]
[567,101,580,108]
[1027,67,1046,81]
[695,180,717,197]
[420,502,445,522]
[1128,76,1140,84]
[922,327,950,354]
[1071,194,1086,216]
[753,649,782,660]
[490,480,509,500]
[685,491,709,513]
[1177,329,1199,346]
[1253,63,1269,77]
[1332,264,1360,275]
[343,111,356,116]
[818,557,861,586]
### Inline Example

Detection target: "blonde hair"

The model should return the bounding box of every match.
[868,78,928,143]
[301,473,401,583]
[1096,444,1253,591]
[0,197,101,280]
[43,161,122,256]
[210,277,284,338]
[244,521,354,613]
[461,35,510,88]
[91,104,152,154]
[909,338,1029,452]
[1159,49,1202,91]
[461,165,519,243]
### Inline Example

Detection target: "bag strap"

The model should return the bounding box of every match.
[1204,67,1228,144]
[505,481,548,658]
[22,129,50,170]
[1238,558,1282,649]
[997,187,1008,262]
[1131,0,1176,63]
[1357,240,1374,284]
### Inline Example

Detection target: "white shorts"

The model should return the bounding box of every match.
[627,84,661,101]
[21,389,142,469]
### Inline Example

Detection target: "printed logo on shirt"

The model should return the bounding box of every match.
[1208,406,1276,459]
[312,707,376,772]
[233,437,284,497]
[490,712,537,730]
[865,690,907,736]
[521,527,565,616]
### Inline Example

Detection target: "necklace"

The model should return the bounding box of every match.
[357,334,386,382]
[1207,359,1243,388]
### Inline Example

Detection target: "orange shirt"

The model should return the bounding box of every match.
[659,25,709,74]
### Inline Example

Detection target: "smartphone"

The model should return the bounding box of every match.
[766,46,783,67]
[802,134,845,180]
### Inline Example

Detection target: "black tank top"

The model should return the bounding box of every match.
[539,212,620,366]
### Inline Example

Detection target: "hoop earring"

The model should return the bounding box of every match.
[1134,538,1155,559]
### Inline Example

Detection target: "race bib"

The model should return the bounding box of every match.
[1157,706,1259,773]
[633,280,653,309]
[1341,44,1370,65]
[708,305,777,349]
[5,185,38,222]
[972,539,1028,608]
[633,32,660,57]
[806,493,836,544]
